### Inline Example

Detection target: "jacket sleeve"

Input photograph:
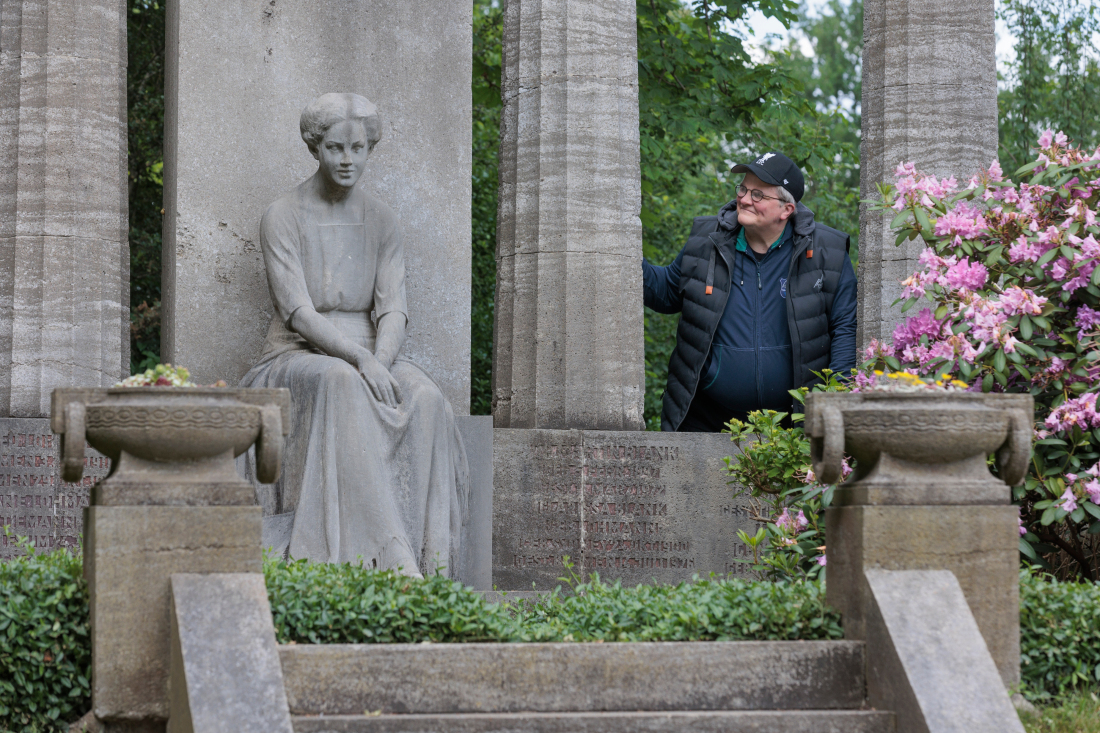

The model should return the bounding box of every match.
[642,247,686,315]
[827,254,858,374]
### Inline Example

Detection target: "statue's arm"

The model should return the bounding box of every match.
[288,307,371,367]
[374,311,406,370]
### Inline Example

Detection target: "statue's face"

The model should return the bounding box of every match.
[316,120,370,188]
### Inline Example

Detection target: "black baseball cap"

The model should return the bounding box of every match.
[731,152,805,203]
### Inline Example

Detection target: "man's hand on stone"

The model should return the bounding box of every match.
[357,351,402,408]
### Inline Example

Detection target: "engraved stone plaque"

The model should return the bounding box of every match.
[492,429,755,589]
[0,418,110,559]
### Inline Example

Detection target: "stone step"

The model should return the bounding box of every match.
[291,710,895,733]
[280,641,867,715]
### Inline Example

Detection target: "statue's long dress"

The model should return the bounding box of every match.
[240,187,468,576]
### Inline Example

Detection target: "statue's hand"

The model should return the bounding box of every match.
[357,352,403,408]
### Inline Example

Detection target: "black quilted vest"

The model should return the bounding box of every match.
[661,203,851,431]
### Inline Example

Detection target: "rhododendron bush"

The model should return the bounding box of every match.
[864,132,1100,581]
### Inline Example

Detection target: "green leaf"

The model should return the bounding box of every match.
[914,207,933,233]
[982,374,993,393]
[1020,315,1033,341]
[1041,506,1057,525]
[890,210,911,230]
[993,348,1007,373]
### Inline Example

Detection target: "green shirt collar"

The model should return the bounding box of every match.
[735,222,792,254]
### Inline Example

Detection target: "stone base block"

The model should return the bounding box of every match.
[862,569,1023,733]
[826,504,1019,687]
[457,416,492,590]
[85,506,262,727]
[168,574,293,733]
[492,429,753,590]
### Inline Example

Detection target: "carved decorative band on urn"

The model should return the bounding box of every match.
[805,392,1033,506]
[50,387,290,506]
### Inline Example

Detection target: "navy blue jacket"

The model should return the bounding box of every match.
[643,201,857,430]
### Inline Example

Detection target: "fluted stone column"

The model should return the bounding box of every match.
[493,0,644,431]
[0,0,129,416]
[857,0,997,349]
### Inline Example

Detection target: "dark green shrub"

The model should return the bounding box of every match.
[1021,571,1100,701]
[0,543,90,733]
[265,556,518,644]
[516,573,842,642]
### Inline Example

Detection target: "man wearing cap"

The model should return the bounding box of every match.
[642,152,857,432]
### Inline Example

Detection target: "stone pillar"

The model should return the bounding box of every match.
[857,0,997,349]
[0,0,128,558]
[493,0,644,430]
[0,0,129,416]
[162,0,471,411]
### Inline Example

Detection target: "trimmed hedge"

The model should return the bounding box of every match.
[0,544,90,733]
[9,551,1100,728]
[1021,571,1100,701]
[266,556,843,644]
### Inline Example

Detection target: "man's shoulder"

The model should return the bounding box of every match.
[810,221,851,252]
[689,215,721,237]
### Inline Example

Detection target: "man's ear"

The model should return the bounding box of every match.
[781,203,796,221]
[309,145,320,162]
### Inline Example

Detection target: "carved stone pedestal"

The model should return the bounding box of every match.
[808,391,1032,733]
[52,387,287,732]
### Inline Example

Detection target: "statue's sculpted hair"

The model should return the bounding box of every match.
[300,93,382,155]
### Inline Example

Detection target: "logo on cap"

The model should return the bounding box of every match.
[755,153,776,165]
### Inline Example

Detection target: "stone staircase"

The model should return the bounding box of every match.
[278,640,894,732]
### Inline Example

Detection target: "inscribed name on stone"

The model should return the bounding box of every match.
[0,418,110,559]
[493,429,754,589]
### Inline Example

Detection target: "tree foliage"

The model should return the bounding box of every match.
[127,0,165,374]
[998,0,1100,176]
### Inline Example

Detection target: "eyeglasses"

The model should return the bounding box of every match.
[736,184,784,203]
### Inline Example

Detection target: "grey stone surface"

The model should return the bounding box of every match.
[807,391,1027,687]
[232,94,468,577]
[0,417,108,559]
[863,569,1023,733]
[493,0,644,430]
[826,504,1020,689]
[168,573,293,733]
[163,1,471,414]
[492,429,754,590]
[290,710,896,733]
[457,416,493,589]
[0,0,129,418]
[805,392,1033,500]
[857,0,997,350]
[279,641,867,715]
[51,387,288,505]
[85,506,262,726]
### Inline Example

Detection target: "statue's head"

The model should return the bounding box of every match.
[300,93,382,190]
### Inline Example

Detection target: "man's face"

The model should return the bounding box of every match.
[316,120,370,189]
[735,172,795,229]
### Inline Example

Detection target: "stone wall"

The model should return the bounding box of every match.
[163,0,472,412]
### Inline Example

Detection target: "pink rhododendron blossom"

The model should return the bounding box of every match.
[935,202,988,239]
[1056,131,1068,146]
[1019,517,1027,536]
[1046,357,1069,376]
[1058,486,1078,513]
[1008,236,1042,263]
[999,286,1047,316]
[795,510,809,531]
[1087,480,1100,505]
[1076,305,1100,331]
[803,468,816,484]
[944,258,988,291]
[816,555,827,567]
[1039,129,1054,148]
[892,309,944,351]
[1045,393,1100,433]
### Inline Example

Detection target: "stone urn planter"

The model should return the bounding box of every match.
[804,391,1034,505]
[50,387,290,505]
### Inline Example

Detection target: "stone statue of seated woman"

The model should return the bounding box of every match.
[240,93,468,578]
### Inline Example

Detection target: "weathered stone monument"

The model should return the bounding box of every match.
[0,0,127,554]
[162,0,472,412]
[857,0,998,347]
[489,0,754,588]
